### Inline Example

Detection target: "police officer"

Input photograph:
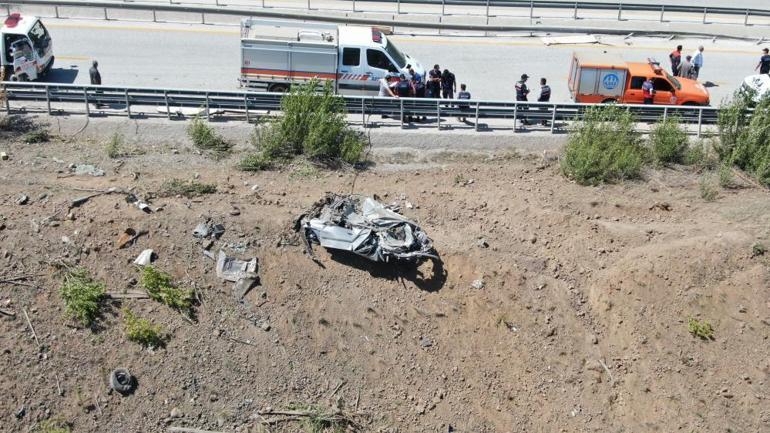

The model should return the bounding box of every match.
[538,78,551,126]
[89,60,103,108]
[428,64,442,99]
[515,74,531,126]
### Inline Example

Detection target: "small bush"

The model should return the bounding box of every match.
[718,163,735,188]
[239,152,272,171]
[123,308,165,348]
[105,132,124,159]
[241,79,365,171]
[687,317,714,340]
[36,419,71,433]
[752,242,766,257]
[561,105,646,185]
[60,268,105,327]
[22,129,49,144]
[159,178,216,198]
[187,116,232,157]
[140,266,193,311]
[699,174,718,202]
[716,91,770,185]
[649,116,688,165]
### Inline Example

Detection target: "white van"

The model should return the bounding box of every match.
[239,19,424,95]
[1,13,53,81]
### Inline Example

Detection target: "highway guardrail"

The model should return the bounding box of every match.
[3,0,769,36]
[1,81,721,135]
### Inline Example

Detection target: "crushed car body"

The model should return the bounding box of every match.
[298,193,437,263]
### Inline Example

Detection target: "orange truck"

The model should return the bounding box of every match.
[568,52,710,106]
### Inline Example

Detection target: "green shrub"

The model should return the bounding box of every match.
[718,163,735,188]
[242,79,365,170]
[650,116,688,165]
[60,268,105,327]
[123,308,165,348]
[35,419,71,433]
[687,317,714,340]
[22,129,49,144]
[140,266,193,311]
[699,174,718,201]
[105,132,124,159]
[239,152,273,171]
[752,242,766,257]
[561,105,646,185]
[187,116,232,157]
[159,178,216,198]
[715,91,770,185]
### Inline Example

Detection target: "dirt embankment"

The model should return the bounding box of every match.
[1,117,769,433]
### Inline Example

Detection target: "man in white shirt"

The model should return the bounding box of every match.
[691,46,704,79]
[378,74,397,97]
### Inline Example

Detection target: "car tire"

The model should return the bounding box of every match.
[268,83,289,93]
[109,368,135,395]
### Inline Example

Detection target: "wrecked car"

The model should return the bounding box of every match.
[297,193,437,263]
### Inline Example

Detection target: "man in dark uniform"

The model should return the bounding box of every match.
[395,74,413,123]
[428,64,441,99]
[537,77,552,126]
[515,73,530,126]
[89,60,103,108]
[756,48,770,75]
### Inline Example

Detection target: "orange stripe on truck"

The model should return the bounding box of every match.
[241,68,370,81]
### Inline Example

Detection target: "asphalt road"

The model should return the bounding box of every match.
[44,19,766,105]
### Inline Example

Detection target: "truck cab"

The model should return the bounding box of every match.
[568,52,710,106]
[1,13,53,81]
[240,19,423,95]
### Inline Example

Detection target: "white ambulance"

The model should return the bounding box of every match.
[240,19,424,94]
[1,13,54,81]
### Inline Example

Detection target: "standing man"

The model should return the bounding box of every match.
[756,48,770,75]
[679,55,694,79]
[669,45,683,76]
[515,74,530,126]
[378,73,397,97]
[428,64,441,99]
[691,46,704,79]
[537,78,552,126]
[642,77,655,104]
[441,68,456,99]
[89,60,103,108]
[457,83,471,122]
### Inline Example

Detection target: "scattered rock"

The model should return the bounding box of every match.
[419,336,433,348]
[72,164,105,177]
[529,235,537,244]
[14,405,25,419]
[590,334,599,344]
[544,326,557,338]
[738,305,747,313]
[170,407,183,418]
[0,151,8,160]
[477,238,489,248]
[471,279,485,290]
[16,194,29,205]
[260,322,271,332]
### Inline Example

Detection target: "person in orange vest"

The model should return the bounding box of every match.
[669,45,682,76]
[642,78,655,104]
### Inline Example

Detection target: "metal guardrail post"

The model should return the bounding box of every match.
[361,97,365,128]
[660,5,665,22]
[436,100,441,130]
[474,102,479,131]
[663,106,668,121]
[152,10,156,22]
[262,0,265,8]
[550,104,556,133]
[702,7,707,24]
[164,90,171,119]
[5,4,9,16]
[201,12,205,24]
[617,2,622,20]
[400,99,404,129]
[397,0,400,14]
[512,103,518,133]
[352,0,356,13]
[45,86,51,115]
[103,7,108,19]
[573,2,578,19]
[745,9,750,25]
[4,95,9,114]
[697,108,703,137]
[441,0,445,16]
[83,88,90,116]
[205,92,210,120]
[54,5,59,18]
[485,0,490,24]
[125,89,131,118]
[529,1,534,19]
[307,0,311,10]
[244,94,249,122]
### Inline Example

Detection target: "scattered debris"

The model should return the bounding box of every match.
[541,35,598,46]
[649,202,671,211]
[133,249,155,266]
[477,238,489,248]
[106,291,150,300]
[215,251,258,299]
[471,279,485,289]
[109,368,135,395]
[193,221,225,240]
[16,194,29,205]
[0,307,15,317]
[22,307,40,347]
[116,228,148,249]
[69,186,153,212]
[0,151,8,160]
[297,193,437,263]
[72,164,105,177]
[14,405,25,419]
[419,336,433,348]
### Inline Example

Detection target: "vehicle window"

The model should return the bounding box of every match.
[630,77,646,89]
[653,78,674,92]
[578,68,598,94]
[3,34,21,63]
[664,71,682,90]
[367,49,397,72]
[383,39,406,69]
[27,21,51,57]
[342,48,360,66]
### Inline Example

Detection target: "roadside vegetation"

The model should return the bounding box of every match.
[140,266,194,313]
[159,178,217,198]
[688,317,715,340]
[123,308,166,348]
[715,89,770,186]
[240,79,365,171]
[187,116,233,158]
[59,268,106,328]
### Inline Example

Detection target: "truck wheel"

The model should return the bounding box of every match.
[268,83,290,93]
[601,98,617,104]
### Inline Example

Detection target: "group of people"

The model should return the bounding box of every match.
[378,64,472,122]
[667,45,705,79]
[514,74,552,126]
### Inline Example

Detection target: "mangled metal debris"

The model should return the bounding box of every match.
[216,250,258,299]
[297,193,437,263]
